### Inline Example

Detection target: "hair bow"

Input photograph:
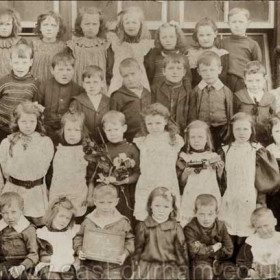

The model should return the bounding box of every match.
[33,102,45,113]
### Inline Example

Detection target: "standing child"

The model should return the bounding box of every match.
[49,111,90,220]
[70,65,109,144]
[144,21,192,90]
[221,7,262,93]
[233,61,275,146]
[110,58,151,142]
[219,112,279,262]
[178,120,223,227]
[0,192,38,280]
[0,101,54,226]
[74,184,135,279]
[188,51,233,150]
[35,197,79,280]
[184,194,233,280]
[107,6,153,94]
[31,11,67,84]
[134,187,189,279]
[67,6,108,86]
[133,103,184,221]
[0,8,21,78]
[188,17,229,88]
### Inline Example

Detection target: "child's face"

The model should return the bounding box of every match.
[159,26,177,50]
[233,119,252,144]
[51,62,74,85]
[145,114,167,136]
[10,54,33,78]
[0,14,13,37]
[52,207,72,230]
[18,112,37,136]
[103,121,126,144]
[163,62,186,84]
[189,127,207,151]
[120,66,142,90]
[254,215,276,239]
[64,121,82,145]
[272,122,280,145]
[151,196,173,222]
[197,25,217,49]
[81,13,100,39]
[83,75,103,97]
[244,73,266,94]
[229,13,249,36]
[123,13,141,37]
[94,194,119,216]
[198,60,222,85]
[196,205,217,228]
[1,201,22,227]
[40,16,59,41]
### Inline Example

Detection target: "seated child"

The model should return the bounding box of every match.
[74,184,135,280]
[39,51,83,145]
[70,65,109,144]
[184,194,233,280]
[237,207,280,279]
[188,51,233,150]
[110,58,151,142]
[0,39,39,142]
[0,192,38,280]
[233,61,275,146]
[151,53,191,134]
[221,7,262,93]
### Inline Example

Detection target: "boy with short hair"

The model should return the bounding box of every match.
[0,192,38,280]
[221,7,262,93]
[110,58,151,142]
[39,51,83,144]
[151,53,191,134]
[184,194,233,280]
[0,39,39,141]
[188,51,233,150]
[74,184,135,280]
[233,61,275,146]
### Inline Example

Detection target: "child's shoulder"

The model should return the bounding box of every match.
[0,36,20,50]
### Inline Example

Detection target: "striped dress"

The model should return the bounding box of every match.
[0,72,39,133]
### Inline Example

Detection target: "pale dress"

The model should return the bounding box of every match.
[133,132,184,221]
[219,142,260,237]
[49,144,88,217]
[67,37,108,86]
[0,132,54,217]
[108,39,154,95]
[31,38,67,84]
[37,225,80,272]
[180,151,221,227]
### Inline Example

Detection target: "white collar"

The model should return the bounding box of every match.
[0,215,30,233]
[198,79,224,91]
[247,90,264,103]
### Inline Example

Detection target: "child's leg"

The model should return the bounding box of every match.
[103,264,122,280]
[230,235,246,264]
[39,265,76,280]
[77,260,103,280]
[191,260,214,280]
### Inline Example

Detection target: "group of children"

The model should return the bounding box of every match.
[0,4,280,280]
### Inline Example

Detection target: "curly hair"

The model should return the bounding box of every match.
[34,11,66,40]
[138,103,179,146]
[73,6,107,38]
[0,7,21,37]
[116,6,151,43]
[154,22,187,51]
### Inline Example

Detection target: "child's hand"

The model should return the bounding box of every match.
[34,262,49,276]
[116,253,127,265]
[113,178,129,186]
[9,265,25,278]
[79,250,87,260]
[216,161,224,177]
[182,167,194,177]
[212,242,222,252]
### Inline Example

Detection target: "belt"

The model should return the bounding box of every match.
[9,176,44,189]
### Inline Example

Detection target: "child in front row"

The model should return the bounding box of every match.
[184,194,233,280]
[188,51,233,150]
[74,184,135,279]
[151,53,191,134]
[0,192,38,280]
[237,207,280,279]
[110,58,151,142]
[134,187,189,280]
